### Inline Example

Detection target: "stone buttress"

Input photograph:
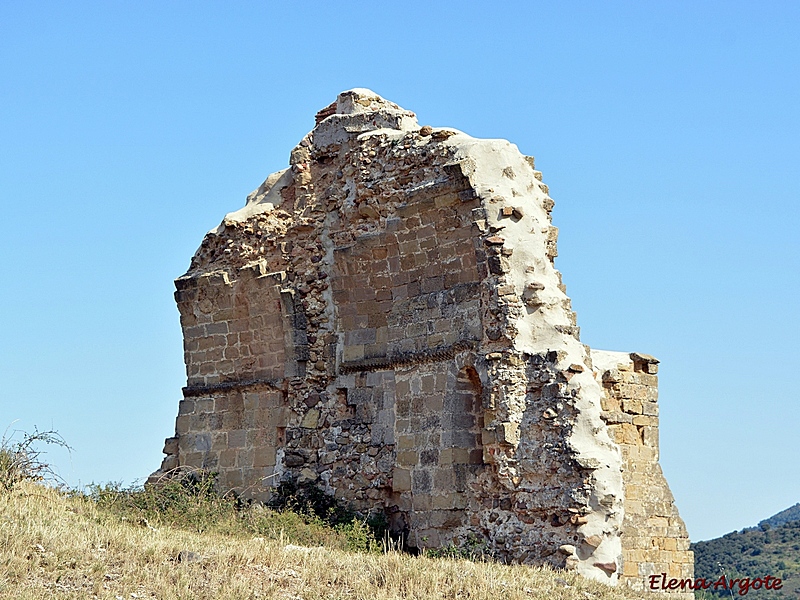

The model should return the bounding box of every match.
[151,89,692,590]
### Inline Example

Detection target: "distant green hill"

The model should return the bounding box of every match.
[760,503,800,530]
[691,520,800,598]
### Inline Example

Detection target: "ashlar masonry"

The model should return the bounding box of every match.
[152,89,693,591]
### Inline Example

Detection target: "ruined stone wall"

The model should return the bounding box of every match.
[153,89,692,589]
[592,350,694,592]
[163,268,292,499]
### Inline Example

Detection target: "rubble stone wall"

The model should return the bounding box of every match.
[153,89,692,590]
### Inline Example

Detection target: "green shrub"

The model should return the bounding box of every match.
[86,470,238,533]
[86,473,388,553]
[266,480,388,552]
[267,479,355,525]
[426,534,496,562]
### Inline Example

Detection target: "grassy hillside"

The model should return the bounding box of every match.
[691,521,800,599]
[0,479,653,600]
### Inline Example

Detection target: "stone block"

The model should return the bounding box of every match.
[237,448,254,468]
[195,398,214,414]
[206,321,229,335]
[627,500,644,516]
[175,415,191,435]
[438,448,453,465]
[637,561,657,577]
[397,435,415,450]
[397,450,418,467]
[222,469,244,490]
[162,437,179,455]
[496,422,520,446]
[392,468,412,492]
[601,396,621,412]
[642,427,659,448]
[267,406,292,427]
[228,429,247,448]
[412,469,433,493]
[345,328,376,345]
[178,399,196,416]
[355,402,377,424]
[433,468,454,490]
[622,398,643,414]
[430,509,465,529]
[342,344,365,362]
[298,468,318,484]
[211,432,228,452]
[160,454,178,472]
[284,451,306,467]
[452,448,472,464]
[618,423,640,445]
[623,560,639,577]
[648,516,669,528]
[480,428,496,445]
[301,408,320,429]
[219,449,237,468]
[433,193,459,208]
[642,401,659,416]
[420,448,439,466]
[603,411,632,425]
[433,494,456,509]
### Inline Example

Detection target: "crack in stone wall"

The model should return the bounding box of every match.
[151,88,692,590]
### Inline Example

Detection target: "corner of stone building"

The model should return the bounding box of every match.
[591,349,694,592]
[439,136,627,584]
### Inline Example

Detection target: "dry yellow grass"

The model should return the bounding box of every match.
[1,481,651,600]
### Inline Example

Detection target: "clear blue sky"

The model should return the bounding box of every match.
[1,1,797,542]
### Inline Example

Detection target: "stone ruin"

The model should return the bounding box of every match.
[152,89,693,590]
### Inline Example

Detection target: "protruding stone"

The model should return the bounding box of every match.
[163,436,178,455]
[496,422,520,446]
[298,467,318,484]
[570,514,589,525]
[593,562,618,575]
[584,535,603,548]
[358,204,380,219]
[631,352,660,374]
[301,409,320,429]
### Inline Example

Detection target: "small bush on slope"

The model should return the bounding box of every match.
[0,426,69,492]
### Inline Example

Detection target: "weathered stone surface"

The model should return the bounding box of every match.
[592,349,693,593]
[151,89,691,591]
